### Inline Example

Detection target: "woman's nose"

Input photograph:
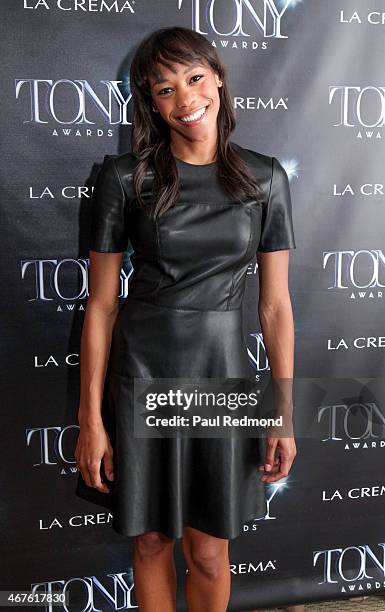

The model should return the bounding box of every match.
[175,92,197,110]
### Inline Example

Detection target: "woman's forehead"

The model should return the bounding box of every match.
[149,59,208,85]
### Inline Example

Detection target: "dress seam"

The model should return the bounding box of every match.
[266,156,275,211]
[226,207,254,310]
[154,220,165,299]
[127,296,242,313]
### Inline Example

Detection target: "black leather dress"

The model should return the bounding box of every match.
[75,141,296,539]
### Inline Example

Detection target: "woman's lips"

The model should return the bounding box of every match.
[176,105,209,127]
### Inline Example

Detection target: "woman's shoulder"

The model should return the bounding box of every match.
[231,142,290,189]
[230,141,272,173]
[105,150,139,178]
[97,151,140,202]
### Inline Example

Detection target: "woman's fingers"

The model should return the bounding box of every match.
[103,449,115,481]
[80,461,110,494]
[258,437,297,482]
[76,428,114,494]
[88,460,112,493]
[264,436,278,471]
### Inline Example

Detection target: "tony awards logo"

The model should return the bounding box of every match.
[15,79,132,135]
[314,542,385,593]
[178,0,294,44]
[329,86,385,138]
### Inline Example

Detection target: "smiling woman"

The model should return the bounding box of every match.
[151,62,214,130]
[75,25,297,612]
[127,27,266,217]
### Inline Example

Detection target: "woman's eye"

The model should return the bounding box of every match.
[190,74,204,83]
[157,74,204,96]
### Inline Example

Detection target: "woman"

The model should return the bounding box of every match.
[75,26,297,612]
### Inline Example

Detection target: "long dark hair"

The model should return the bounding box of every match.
[129,26,264,218]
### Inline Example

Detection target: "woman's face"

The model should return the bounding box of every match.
[149,59,222,141]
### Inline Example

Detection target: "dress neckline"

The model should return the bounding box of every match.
[173,155,218,168]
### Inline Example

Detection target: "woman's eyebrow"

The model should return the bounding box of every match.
[151,62,204,87]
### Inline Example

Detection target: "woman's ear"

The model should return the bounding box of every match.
[215,73,223,87]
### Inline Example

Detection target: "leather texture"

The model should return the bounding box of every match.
[75,141,296,539]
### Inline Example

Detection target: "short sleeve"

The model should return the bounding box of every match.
[257,156,296,252]
[89,155,130,252]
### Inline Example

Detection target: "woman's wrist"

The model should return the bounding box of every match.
[77,407,103,428]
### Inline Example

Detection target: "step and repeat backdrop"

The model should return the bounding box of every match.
[2,0,385,610]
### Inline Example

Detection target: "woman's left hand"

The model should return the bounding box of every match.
[258,435,297,483]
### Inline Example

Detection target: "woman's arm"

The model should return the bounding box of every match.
[257,249,294,378]
[256,249,297,483]
[78,250,123,424]
[75,250,124,493]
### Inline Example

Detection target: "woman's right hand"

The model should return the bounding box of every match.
[75,419,114,494]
